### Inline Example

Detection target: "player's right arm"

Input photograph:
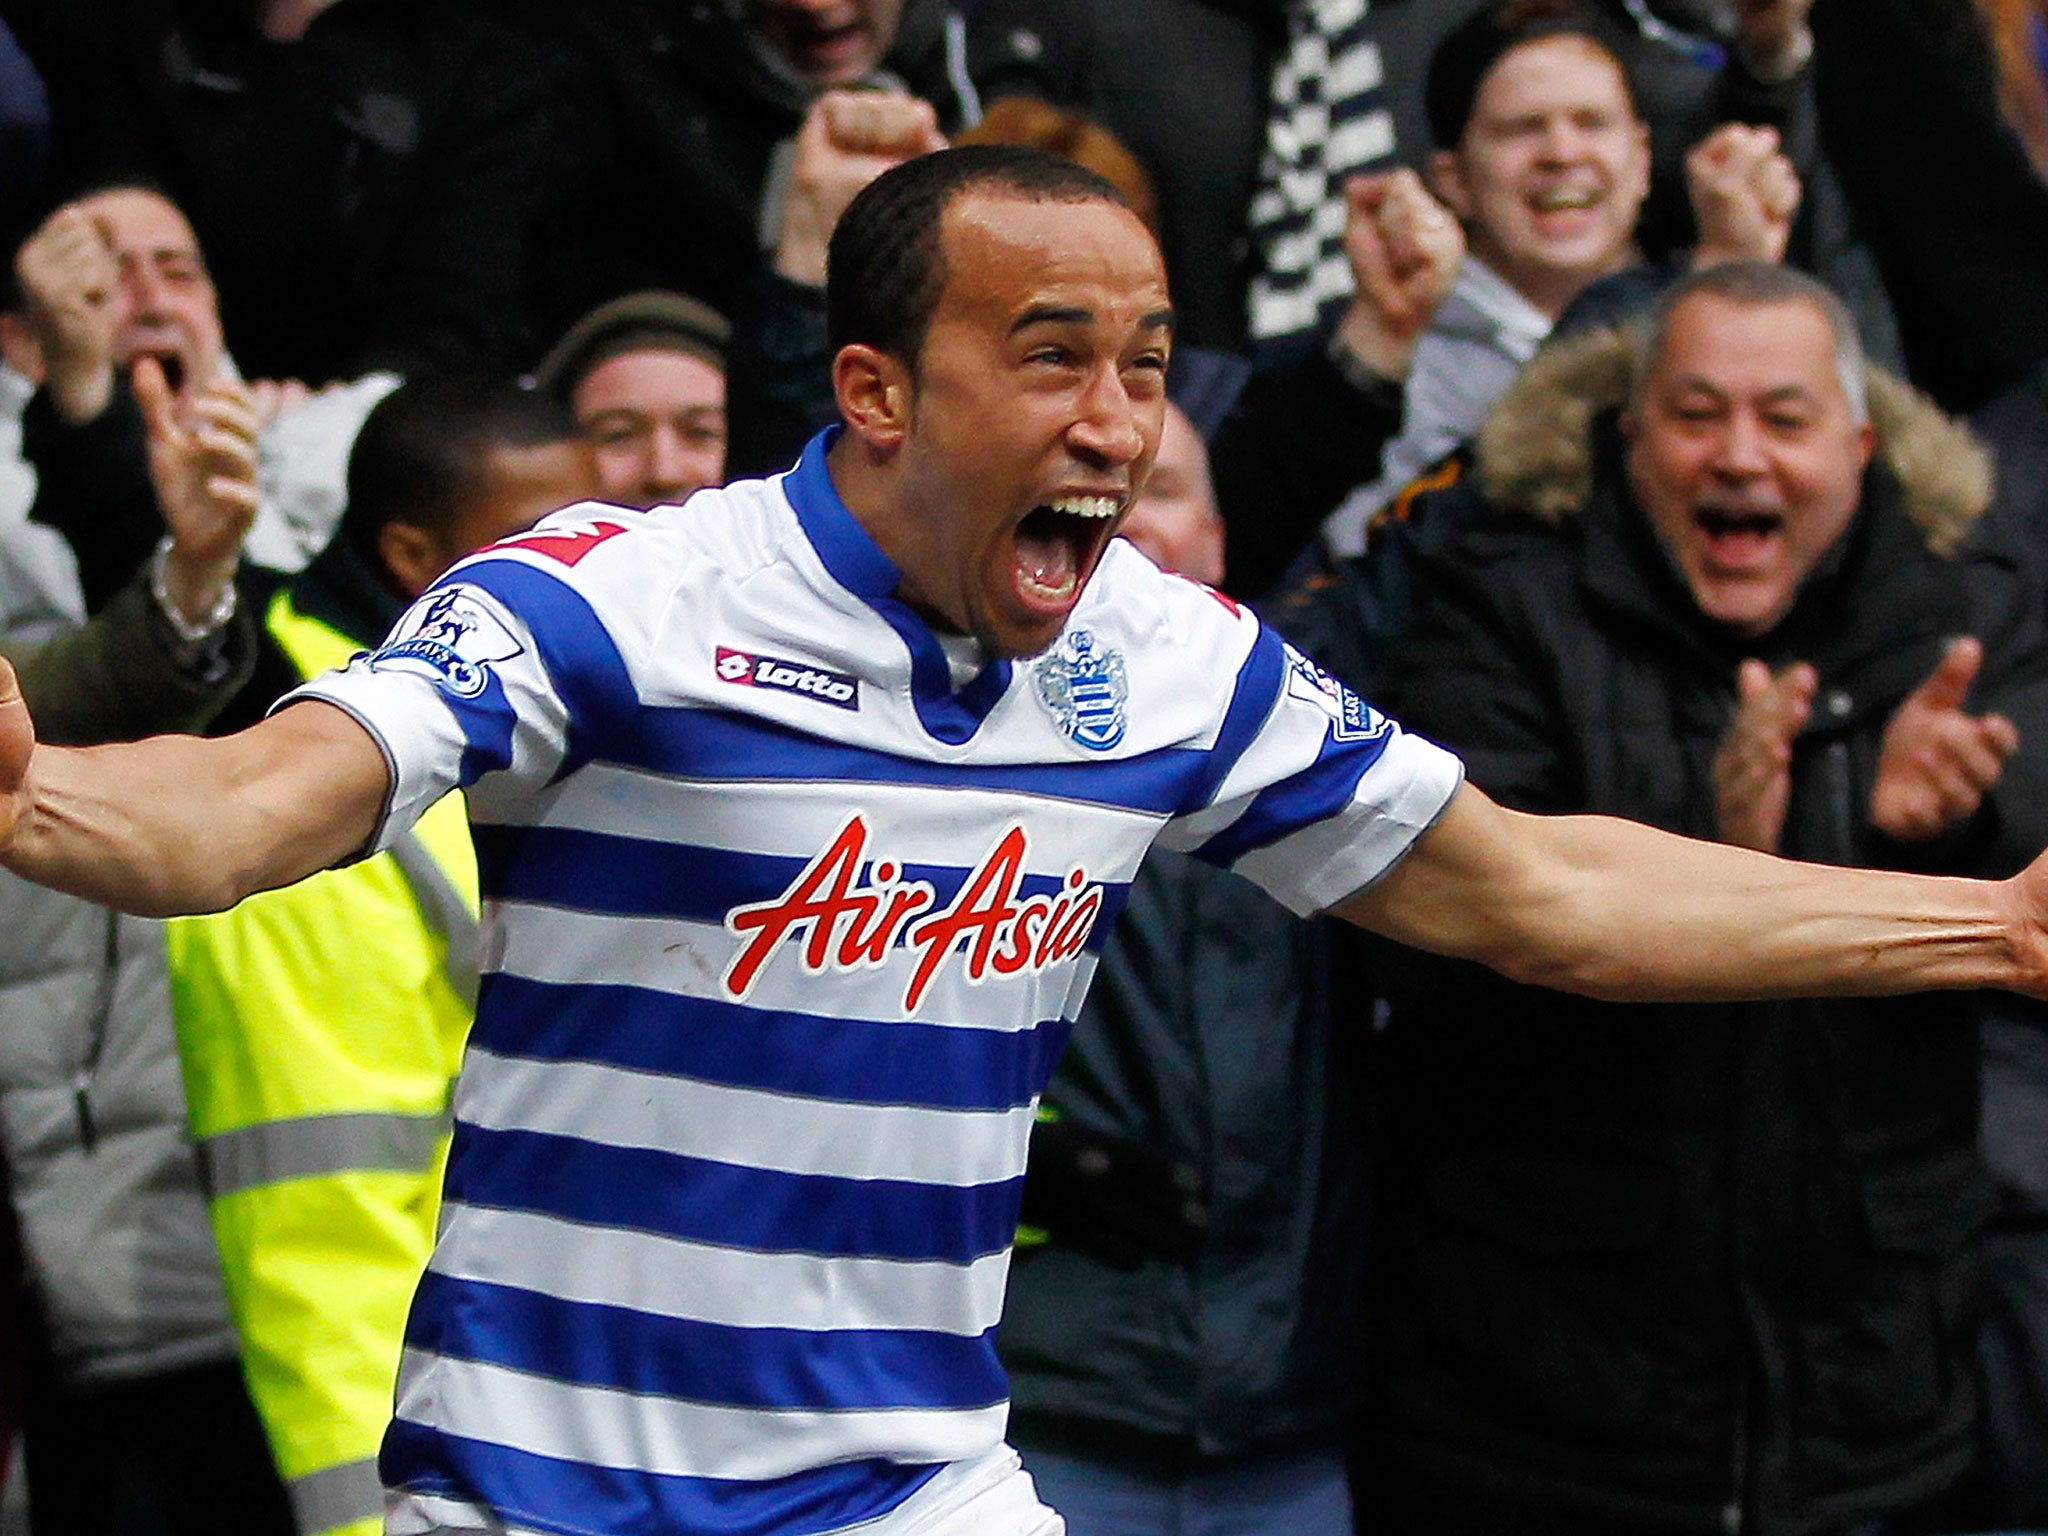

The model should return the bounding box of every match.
[0,660,390,917]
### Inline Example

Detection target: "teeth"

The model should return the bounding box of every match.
[1048,496,1121,520]
[1534,188,1597,211]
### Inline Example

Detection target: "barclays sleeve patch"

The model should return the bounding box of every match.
[1283,644,1390,743]
[367,586,527,698]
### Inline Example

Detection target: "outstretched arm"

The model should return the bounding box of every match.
[1341,782,2048,1002]
[0,664,390,917]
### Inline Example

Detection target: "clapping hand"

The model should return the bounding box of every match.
[1871,637,2019,842]
[134,355,259,631]
[1715,658,1818,852]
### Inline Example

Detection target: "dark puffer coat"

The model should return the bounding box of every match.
[1372,327,2048,1536]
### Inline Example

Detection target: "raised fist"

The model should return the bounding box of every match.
[1334,168,1466,383]
[1689,123,1801,268]
[14,205,120,424]
[774,90,949,287]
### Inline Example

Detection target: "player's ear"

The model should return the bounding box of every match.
[833,343,913,451]
[378,520,442,602]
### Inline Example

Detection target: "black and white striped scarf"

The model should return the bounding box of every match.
[1245,0,1399,344]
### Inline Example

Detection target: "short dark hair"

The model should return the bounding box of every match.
[826,145,1132,367]
[342,373,576,555]
[1425,0,1640,149]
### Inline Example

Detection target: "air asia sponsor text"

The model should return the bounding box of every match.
[723,816,1104,1011]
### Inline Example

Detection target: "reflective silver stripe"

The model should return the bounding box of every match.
[944,12,984,128]
[197,1110,449,1198]
[289,1456,384,1536]
[388,828,481,1010]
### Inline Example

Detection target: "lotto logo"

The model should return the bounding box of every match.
[723,815,1105,1012]
[714,647,859,710]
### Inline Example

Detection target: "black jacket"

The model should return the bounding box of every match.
[14,0,568,383]
[1370,329,2048,1535]
[1000,843,1369,1461]
[522,0,974,340]
[1805,0,2048,412]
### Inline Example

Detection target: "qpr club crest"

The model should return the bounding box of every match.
[1034,628,1127,751]
[367,587,525,698]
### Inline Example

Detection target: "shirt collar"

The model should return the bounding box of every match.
[782,427,1014,745]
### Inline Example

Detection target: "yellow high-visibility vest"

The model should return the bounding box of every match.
[166,590,477,1536]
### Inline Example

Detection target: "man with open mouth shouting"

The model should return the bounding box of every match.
[9,184,399,595]
[1366,254,2045,1536]
[4,148,2048,1536]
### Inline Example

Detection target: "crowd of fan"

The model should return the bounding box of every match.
[1,1,2047,1535]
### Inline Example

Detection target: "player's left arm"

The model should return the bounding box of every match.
[1337,780,2048,1002]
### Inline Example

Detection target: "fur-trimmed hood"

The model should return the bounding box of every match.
[1473,325,1994,557]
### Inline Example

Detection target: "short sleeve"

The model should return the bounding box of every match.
[279,558,600,854]
[1156,622,1464,915]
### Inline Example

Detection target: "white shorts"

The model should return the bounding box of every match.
[831,1446,1064,1536]
[392,1445,1064,1536]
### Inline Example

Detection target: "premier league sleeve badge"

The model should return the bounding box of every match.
[367,586,527,699]
[1034,628,1128,751]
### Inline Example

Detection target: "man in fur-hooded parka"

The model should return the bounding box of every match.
[1368,263,2048,1536]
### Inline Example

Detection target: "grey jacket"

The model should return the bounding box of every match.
[0,521,254,1386]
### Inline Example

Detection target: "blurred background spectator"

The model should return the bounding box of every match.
[534,290,730,509]
[2,0,567,385]
[1368,261,2048,1536]
[1000,402,1367,1536]
[513,0,981,342]
[7,186,394,600]
[964,0,1735,363]
[0,238,289,1534]
[1304,2,1801,571]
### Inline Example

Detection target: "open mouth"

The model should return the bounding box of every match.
[1694,505,1783,565]
[1532,185,1600,213]
[790,16,867,69]
[1696,507,1782,538]
[1013,495,1121,610]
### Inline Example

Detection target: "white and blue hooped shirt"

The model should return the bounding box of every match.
[289,432,1464,1536]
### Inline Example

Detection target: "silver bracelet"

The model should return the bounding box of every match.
[147,535,239,644]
